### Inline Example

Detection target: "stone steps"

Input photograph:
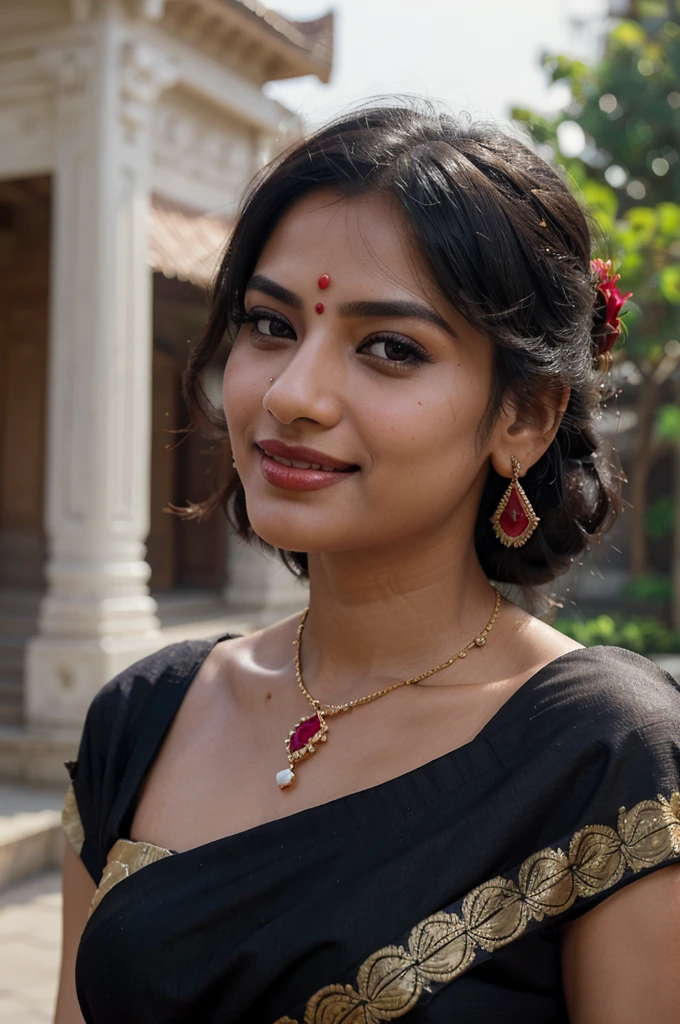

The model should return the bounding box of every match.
[0,635,30,728]
[0,781,65,891]
[0,589,40,729]
[0,681,23,728]
[0,639,28,727]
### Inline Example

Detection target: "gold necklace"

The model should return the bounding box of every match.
[275,586,502,789]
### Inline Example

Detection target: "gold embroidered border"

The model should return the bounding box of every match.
[61,782,174,917]
[89,838,173,917]
[62,781,85,857]
[274,792,680,1024]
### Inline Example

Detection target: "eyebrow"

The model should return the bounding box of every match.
[339,300,458,338]
[245,275,457,337]
[246,274,301,309]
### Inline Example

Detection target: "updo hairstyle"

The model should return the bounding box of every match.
[182,101,621,588]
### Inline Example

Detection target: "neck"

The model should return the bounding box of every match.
[299,524,498,704]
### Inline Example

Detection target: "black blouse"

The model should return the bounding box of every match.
[62,638,680,1023]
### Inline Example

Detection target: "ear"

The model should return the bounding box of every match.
[488,385,570,478]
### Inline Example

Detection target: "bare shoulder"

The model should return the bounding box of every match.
[492,600,583,687]
[513,605,583,658]
[210,610,302,667]
[196,610,303,700]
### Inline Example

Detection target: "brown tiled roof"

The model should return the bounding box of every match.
[226,0,333,80]
[149,197,231,288]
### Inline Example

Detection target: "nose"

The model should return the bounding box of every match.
[262,334,344,428]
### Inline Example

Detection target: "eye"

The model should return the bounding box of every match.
[360,334,430,367]
[254,316,293,338]
[237,309,296,340]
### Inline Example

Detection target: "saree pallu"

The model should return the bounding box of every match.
[63,638,680,1023]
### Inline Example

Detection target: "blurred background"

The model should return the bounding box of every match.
[0,0,679,1019]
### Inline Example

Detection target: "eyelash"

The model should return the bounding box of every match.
[233,309,432,371]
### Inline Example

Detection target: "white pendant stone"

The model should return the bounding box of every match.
[276,768,295,789]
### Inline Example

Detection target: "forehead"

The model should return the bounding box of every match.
[254,188,435,298]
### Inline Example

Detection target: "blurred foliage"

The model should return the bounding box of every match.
[512,2,680,583]
[656,401,680,439]
[512,7,680,368]
[645,496,676,539]
[621,569,673,600]
[554,613,680,653]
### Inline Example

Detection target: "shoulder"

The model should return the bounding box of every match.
[487,645,680,818]
[81,638,214,734]
[526,644,680,733]
[74,634,236,775]
[95,636,221,705]
[64,634,236,881]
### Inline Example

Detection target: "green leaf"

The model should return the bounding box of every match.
[656,403,680,442]
[554,612,680,653]
[659,264,680,303]
[619,250,644,276]
[610,20,648,50]
[581,178,619,225]
[622,574,673,607]
[657,203,680,241]
[623,206,659,249]
[645,496,675,539]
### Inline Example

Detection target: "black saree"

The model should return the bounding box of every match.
[62,638,680,1023]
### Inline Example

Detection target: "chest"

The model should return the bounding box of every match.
[129,667,518,853]
[84,755,567,1024]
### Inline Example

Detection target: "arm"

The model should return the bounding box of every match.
[561,862,680,1023]
[53,841,97,1024]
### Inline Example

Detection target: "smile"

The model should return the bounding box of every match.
[256,440,359,492]
[265,452,344,472]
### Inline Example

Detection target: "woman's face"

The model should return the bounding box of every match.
[223,188,497,558]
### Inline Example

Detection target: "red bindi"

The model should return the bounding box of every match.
[315,302,325,314]
[318,274,331,290]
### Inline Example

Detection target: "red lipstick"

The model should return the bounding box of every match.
[256,439,358,492]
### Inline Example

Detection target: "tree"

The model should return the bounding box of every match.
[512,0,680,624]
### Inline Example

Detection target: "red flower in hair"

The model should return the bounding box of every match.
[590,258,633,356]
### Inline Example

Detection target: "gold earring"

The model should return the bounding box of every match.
[490,456,540,548]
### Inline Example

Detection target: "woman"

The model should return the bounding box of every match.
[56,103,680,1024]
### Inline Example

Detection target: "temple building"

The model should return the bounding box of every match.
[0,0,332,782]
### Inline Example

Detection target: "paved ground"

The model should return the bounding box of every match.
[0,870,61,1023]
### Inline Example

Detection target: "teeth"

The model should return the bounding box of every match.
[267,452,335,471]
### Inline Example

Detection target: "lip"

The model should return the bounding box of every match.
[256,439,358,492]
[256,439,356,472]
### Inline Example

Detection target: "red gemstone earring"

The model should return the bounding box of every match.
[490,456,540,548]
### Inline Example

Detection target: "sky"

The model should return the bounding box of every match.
[265,0,610,129]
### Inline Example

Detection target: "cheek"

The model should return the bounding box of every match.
[222,343,262,432]
[358,372,484,474]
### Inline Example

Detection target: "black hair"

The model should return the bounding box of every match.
[182,100,620,588]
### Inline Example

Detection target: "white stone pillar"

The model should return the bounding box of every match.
[26,19,177,729]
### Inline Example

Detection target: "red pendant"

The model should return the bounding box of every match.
[289,713,322,752]
[279,710,328,788]
[318,274,331,290]
[499,486,529,538]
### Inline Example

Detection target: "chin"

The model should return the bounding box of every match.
[245,504,351,556]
